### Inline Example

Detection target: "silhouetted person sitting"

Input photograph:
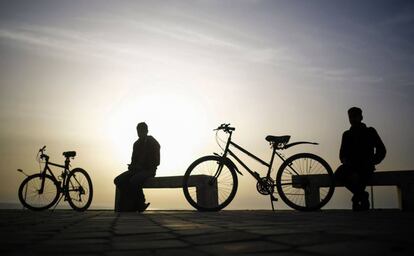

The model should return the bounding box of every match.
[114,122,160,212]
[335,107,386,211]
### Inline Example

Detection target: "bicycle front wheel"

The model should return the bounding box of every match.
[183,155,238,211]
[65,168,93,211]
[18,174,60,211]
[276,153,335,211]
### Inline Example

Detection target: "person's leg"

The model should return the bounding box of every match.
[347,167,375,211]
[355,169,374,211]
[358,191,370,211]
[335,165,358,193]
[335,165,362,210]
[334,165,346,184]
[130,171,155,211]
[114,171,137,212]
[114,170,133,187]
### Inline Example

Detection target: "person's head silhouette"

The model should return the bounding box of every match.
[348,107,363,126]
[137,122,148,139]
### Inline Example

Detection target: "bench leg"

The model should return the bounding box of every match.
[292,175,322,209]
[196,182,219,209]
[114,187,120,212]
[304,186,321,208]
[398,183,414,211]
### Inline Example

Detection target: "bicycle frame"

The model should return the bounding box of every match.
[39,157,70,193]
[219,131,287,181]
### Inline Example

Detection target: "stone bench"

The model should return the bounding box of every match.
[114,175,218,211]
[292,170,414,211]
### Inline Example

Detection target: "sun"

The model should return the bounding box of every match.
[105,91,210,176]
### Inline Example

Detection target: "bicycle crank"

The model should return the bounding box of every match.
[256,177,275,195]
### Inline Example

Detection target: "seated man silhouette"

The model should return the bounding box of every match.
[114,122,160,212]
[335,107,386,211]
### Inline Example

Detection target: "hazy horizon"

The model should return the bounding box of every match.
[1,0,413,210]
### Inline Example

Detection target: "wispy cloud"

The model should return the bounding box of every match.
[0,25,174,67]
[0,26,115,61]
[0,18,377,84]
[130,20,243,50]
[0,21,283,68]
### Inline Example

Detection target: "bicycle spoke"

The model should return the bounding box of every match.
[19,174,60,210]
[279,182,293,186]
[283,193,305,196]
[276,153,334,211]
[65,169,92,211]
[183,156,237,211]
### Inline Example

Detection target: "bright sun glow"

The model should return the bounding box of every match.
[105,91,210,176]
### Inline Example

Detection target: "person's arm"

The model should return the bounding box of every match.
[154,142,160,167]
[128,147,133,170]
[339,132,349,164]
[145,138,160,170]
[152,140,160,167]
[129,141,139,170]
[371,128,386,165]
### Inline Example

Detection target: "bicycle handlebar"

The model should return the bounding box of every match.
[214,123,235,133]
[38,145,49,161]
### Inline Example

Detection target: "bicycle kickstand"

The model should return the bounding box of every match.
[270,194,278,212]
[51,194,65,212]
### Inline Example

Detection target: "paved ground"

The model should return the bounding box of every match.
[0,209,413,255]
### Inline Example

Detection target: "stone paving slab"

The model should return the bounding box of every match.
[0,210,413,255]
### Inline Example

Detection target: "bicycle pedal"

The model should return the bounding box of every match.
[270,195,278,201]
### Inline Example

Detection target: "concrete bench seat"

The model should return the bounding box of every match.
[115,175,218,211]
[292,170,414,211]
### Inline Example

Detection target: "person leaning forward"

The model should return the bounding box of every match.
[114,122,160,212]
[335,107,386,211]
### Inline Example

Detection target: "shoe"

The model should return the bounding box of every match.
[352,192,370,211]
[352,194,362,211]
[360,192,370,211]
[352,200,361,211]
[137,202,150,213]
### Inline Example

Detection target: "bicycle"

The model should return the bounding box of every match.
[17,146,93,211]
[183,124,335,211]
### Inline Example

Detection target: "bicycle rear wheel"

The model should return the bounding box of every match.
[183,155,238,211]
[65,168,93,211]
[18,174,60,211]
[276,153,335,211]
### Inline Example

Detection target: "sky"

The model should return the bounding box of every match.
[1,0,413,210]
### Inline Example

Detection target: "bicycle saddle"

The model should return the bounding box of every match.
[265,135,291,145]
[63,151,76,158]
